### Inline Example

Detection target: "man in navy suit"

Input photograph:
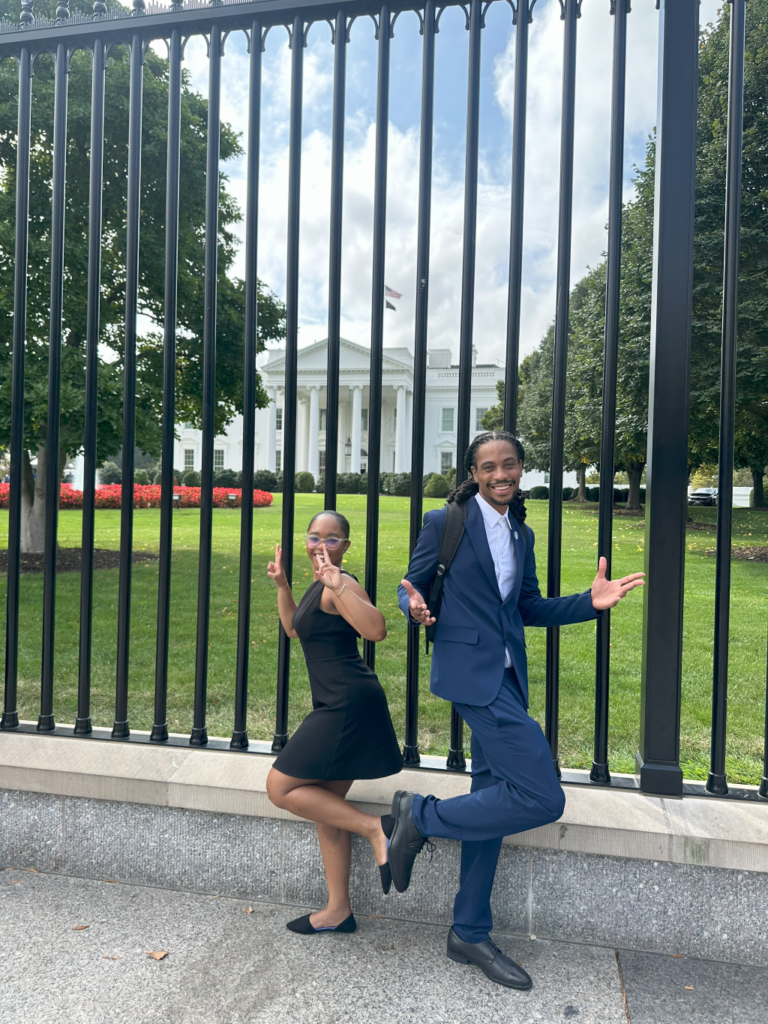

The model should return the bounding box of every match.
[390,431,644,990]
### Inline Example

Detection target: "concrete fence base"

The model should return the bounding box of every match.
[1,732,767,966]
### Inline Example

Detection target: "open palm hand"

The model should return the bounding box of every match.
[591,556,645,611]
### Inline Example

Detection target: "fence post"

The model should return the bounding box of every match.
[637,0,700,797]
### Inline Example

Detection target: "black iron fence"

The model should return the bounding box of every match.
[1,0,765,802]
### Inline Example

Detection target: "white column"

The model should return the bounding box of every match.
[308,385,320,479]
[297,397,308,472]
[337,398,347,469]
[395,386,407,472]
[266,387,277,472]
[405,389,413,467]
[351,385,363,474]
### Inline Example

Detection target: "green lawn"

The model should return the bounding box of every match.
[1,498,767,784]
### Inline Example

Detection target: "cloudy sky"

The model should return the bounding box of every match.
[152,0,723,368]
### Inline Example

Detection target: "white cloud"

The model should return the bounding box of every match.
[155,0,725,368]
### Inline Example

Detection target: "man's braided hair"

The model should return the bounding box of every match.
[446,431,527,523]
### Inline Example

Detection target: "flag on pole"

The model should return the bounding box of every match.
[385,285,401,311]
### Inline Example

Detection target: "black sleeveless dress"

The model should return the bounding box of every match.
[272,573,403,781]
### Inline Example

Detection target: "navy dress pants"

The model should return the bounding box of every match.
[411,670,565,944]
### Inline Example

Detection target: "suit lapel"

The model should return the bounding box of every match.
[503,518,526,606]
[465,497,502,600]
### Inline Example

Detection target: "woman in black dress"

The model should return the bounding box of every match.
[266,510,403,935]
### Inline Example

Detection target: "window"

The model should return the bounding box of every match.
[544,473,550,485]
[184,449,194,470]
[475,408,488,431]
[361,408,369,432]
[441,408,455,432]
[320,409,327,431]
[275,450,282,472]
[441,452,453,475]
[275,408,283,431]
[214,449,225,471]
[319,450,326,474]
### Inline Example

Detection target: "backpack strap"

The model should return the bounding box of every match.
[424,500,468,652]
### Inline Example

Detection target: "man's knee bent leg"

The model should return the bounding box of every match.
[539,783,566,823]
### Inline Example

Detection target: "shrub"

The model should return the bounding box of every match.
[337,473,361,494]
[446,466,457,487]
[424,473,449,498]
[423,472,436,490]
[586,486,599,502]
[358,473,369,494]
[529,486,549,500]
[316,474,325,493]
[98,461,121,485]
[750,488,755,508]
[295,471,315,493]
[388,472,412,497]
[134,469,150,485]
[0,484,274,511]
[253,469,278,493]
[274,472,284,493]
[153,471,163,485]
[213,469,241,488]
[182,469,200,487]
[562,487,575,501]
[379,472,393,495]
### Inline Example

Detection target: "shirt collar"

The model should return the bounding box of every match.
[474,491,511,531]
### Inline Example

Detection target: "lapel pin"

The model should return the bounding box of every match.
[514,531,518,540]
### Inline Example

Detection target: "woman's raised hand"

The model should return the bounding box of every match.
[314,544,344,593]
[267,543,289,591]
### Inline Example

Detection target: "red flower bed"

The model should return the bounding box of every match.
[0,483,273,510]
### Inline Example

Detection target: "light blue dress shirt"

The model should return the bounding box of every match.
[474,492,516,667]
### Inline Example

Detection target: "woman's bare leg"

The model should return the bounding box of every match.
[267,768,388,868]
[311,781,353,928]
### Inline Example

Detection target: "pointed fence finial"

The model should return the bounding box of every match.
[21,0,34,26]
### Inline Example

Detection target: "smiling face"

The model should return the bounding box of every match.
[470,439,523,511]
[305,513,350,568]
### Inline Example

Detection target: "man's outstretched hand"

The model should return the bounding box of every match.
[401,579,436,627]
[591,556,645,611]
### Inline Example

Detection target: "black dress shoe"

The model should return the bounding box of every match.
[388,790,433,894]
[447,928,532,990]
[286,913,356,935]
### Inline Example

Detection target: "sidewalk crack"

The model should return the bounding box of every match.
[615,949,631,1023]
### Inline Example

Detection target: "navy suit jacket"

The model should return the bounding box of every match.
[397,498,600,708]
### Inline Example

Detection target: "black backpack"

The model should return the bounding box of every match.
[423,500,529,653]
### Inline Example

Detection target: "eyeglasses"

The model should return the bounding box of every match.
[305,534,346,550]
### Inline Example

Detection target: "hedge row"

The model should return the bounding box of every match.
[0,484,273,510]
[527,485,647,503]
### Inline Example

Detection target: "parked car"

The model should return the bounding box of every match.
[688,487,718,506]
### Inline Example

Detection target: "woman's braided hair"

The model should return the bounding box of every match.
[446,431,527,522]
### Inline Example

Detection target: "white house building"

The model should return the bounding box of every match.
[173,338,562,489]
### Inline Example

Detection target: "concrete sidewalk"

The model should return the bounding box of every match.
[0,869,765,1024]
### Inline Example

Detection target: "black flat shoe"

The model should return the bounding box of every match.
[388,790,433,894]
[446,928,532,990]
[286,913,357,935]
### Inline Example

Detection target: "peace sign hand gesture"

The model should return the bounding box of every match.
[591,556,645,611]
[267,544,289,591]
[314,544,344,593]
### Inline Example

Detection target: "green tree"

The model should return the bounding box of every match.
[0,0,286,551]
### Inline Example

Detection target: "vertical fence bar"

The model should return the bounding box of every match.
[544,0,579,774]
[191,23,222,747]
[761,629,768,799]
[503,0,531,435]
[75,38,107,736]
[638,0,699,797]
[39,35,70,733]
[151,26,183,743]
[447,0,482,772]
[707,0,746,797]
[324,10,347,511]
[232,21,262,750]
[113,34,144,739]
[363,5,391,672]
[404,0,436,768]
[2,45,33,732]
[273,16,304,751]
[591,0,628,784]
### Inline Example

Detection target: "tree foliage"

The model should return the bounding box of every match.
[487,1,768,508]
[0,0,286,548]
